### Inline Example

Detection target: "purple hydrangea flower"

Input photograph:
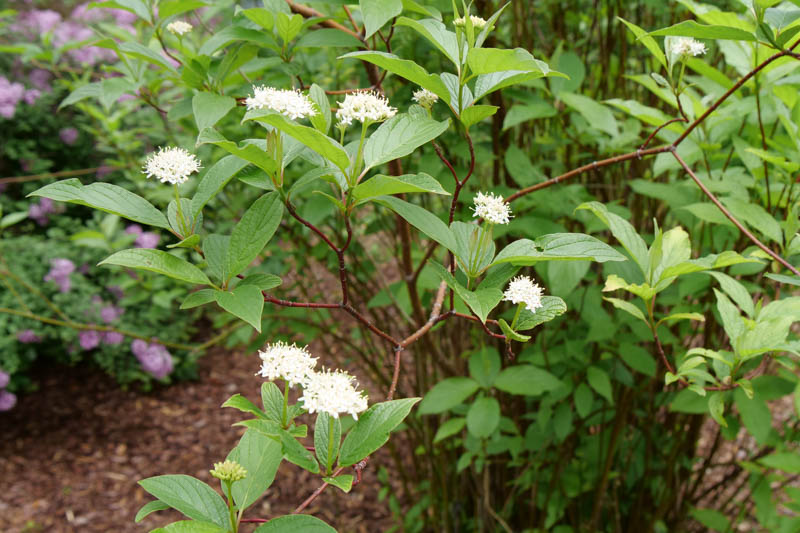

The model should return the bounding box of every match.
[102,331,124,345]
[0,390,17,411]
[16,329,41,343]
[13,9,62,34]
[59,127,79,145]
[44,258,76,293]
[23,88,41,105]
[135,232,160,249]
[100,305,123,323]
[79,329,101,350]
[107,285,124,299]
[28,197,55,226]
[0,371,9,389]
[29,69,52,91]
[131,340,174,379]
[125,224,143,236]
[0,76,25,119]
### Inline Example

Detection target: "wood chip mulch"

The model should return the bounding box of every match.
[0,347,393,533]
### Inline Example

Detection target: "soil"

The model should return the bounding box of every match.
[0,347,394,533]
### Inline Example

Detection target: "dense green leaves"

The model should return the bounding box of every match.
[494,365,563,396]
[340,51,451,104]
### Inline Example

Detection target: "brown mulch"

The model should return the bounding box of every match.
[0,348,394,533]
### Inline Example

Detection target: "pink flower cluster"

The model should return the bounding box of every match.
[28,197,56,226]
[0,369,14,412]
[43,258,76,293]
[131,339,174,379]
[125,225,160,249]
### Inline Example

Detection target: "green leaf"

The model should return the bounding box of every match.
[603,296,647,322]
[214,285,264,331]
[708,391,728,427]
[253,515,337,533]
[577,201,649,274]
[167,234,201,250]
[706,271,755,317]
[118,41,179,74]
[60,82,103,109]
[196,129,278,177]
[240,7,274,30]
[376,196,456,252]
[715,289,745,348]
[766,273,800,286]
[467,47,551,76]
[159,0,207,19]
[242,110,350,173]
[314,413,342,474]
[275,12,304,43]
[460,105,498,128]
[340,51,451,104]
[99,249,212,286]
[466,397,500,438]
[363,113,450,170]
[29,179,169,229]
[649,20,756,41]
[339,398,421,466]
[151,521,228,533]
[722,197,783,244]
[515,296,568,331]
[587,366,614,404]
[689,508,731,533]
[193,92,236,132]
[469,348,502,388]
[434,417,466,443]
[660,251,761,279]
[498,321,533,342]
[360,0,402,38]
[203,235,230,283]
[296,28,363,48]
[429,261,502,323]
[279,430,319,473]
[238,273,282,292]
[138,475,229,528]
[180,289,218,309]
[494,365,563,396]
[191,156,250,217]
[198,25,276,56]
[418,377,480,414]
[560,92,618,137]
[492,233,626,266]
[759,452,800,474]
[395,17,460,66]
[134,500,169,522]
[323,474,354,492]
[574,383,594,418]
[353,173,449,203]
[617,17,667,70]
[227,192,283,279]
[261,382,285,424]
[221,393,267,418]
[735,388,772,445]
[226,429,282,511]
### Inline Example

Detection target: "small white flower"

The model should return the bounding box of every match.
[472,191,512,225]
[336,90,397,127]
[245,86,317,121]
[143,147,201,185]
[503,276,544,312]
[670,37,706,57]
[412,88,439,109]
[454,15,488,30]
[257,341,318,387]
[300,368,369,419]
[166,21,193,36]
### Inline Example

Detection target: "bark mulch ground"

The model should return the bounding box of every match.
[0,347,393,533]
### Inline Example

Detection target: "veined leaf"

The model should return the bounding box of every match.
[99,249,211,286]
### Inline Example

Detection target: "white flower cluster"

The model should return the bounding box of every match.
[257,341,318,386]
[143,147,201,185]
[256,342,369,419]
[472,191,512,225]
[301,368,369,420]
[454,15,488,29]
[245,86,317,120]
[166,21,192,36]
[336,90,396,126]
[503,275,544,312]
[412,88,439,108]
[670,37,706,57]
